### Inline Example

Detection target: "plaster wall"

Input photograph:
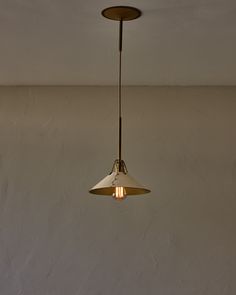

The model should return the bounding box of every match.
[0,86,235,295]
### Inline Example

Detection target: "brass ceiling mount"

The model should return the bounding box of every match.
[102,6,142,21]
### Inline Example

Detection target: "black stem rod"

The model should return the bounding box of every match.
[119,19,123,52]
[118,20,123,168]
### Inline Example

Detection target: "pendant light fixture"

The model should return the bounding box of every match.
[89,6,151,200]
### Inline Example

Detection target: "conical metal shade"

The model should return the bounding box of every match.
[89,160,150,196]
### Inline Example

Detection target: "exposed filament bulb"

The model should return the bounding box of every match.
[113,187,126,200]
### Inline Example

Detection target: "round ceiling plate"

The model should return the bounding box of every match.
[102,6,142,21]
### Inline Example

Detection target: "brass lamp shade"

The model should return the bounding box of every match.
[89,160,150,197]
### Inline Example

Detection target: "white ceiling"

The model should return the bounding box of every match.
[0,0,236,85]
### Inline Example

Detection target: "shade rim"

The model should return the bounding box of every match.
[89,186,151,196]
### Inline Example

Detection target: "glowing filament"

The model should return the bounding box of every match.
[113,187,126,200]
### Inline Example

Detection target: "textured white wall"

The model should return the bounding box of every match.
[0,86,235,295]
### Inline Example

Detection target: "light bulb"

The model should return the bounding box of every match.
[113,187,126,200]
